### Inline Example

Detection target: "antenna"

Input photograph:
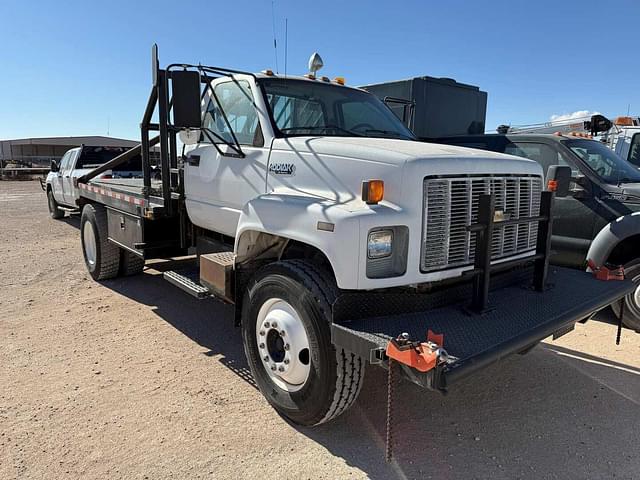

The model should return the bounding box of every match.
[284,18,288,78]
[107,115,110,136]
[271,0,279,73]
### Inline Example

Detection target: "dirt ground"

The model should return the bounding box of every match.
[1,180,639,480]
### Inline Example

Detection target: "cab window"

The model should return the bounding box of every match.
[59,151,75,171]
[504,141,579,176]
[628,133,640,167]
[202,80,262,146]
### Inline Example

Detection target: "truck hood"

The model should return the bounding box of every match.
[280,136,532,165]
[269,136,542,210]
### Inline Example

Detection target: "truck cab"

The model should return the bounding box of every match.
[180,72,544,290]
[611,125,640,168]
[437,133,640,330]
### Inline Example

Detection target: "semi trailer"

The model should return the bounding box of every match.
[68,46,633,431]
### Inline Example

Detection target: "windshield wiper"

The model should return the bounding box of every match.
[363,129,413,140]
[281,125,362,136]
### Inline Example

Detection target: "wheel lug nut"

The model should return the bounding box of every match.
[271,322,278,329]
[259,330,265,336]
[280,330,286,337]
[259,343,265,349]
[263,322,270,328]
[284,344,290,351]
[263,356,269,362]
[284,359,290,365]
[270,364,276,371]
[278,366,285,372]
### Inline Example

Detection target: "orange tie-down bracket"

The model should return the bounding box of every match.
[385,330,447,372]
[587,259,625,281]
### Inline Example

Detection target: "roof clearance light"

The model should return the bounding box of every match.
[614,116,634,126]
[554,131,563,136]
[321,76,330,82]
[334,77,345,85]
[362,180,384,205]
[304,74,316,80]
[261,69,275,76]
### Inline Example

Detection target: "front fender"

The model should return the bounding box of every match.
[586,212,640,268]
[235,194,363,289]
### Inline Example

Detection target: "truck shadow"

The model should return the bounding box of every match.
[102,265,640,480]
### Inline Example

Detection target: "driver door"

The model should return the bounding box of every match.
[505,141,597,267]
[184,79,269,237]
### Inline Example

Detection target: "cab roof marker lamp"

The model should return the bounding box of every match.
[334,77,345,85]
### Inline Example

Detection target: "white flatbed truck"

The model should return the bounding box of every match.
[71,46,634,432]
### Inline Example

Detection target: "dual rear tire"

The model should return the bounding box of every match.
[80,204,145,280]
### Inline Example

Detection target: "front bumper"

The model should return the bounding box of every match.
[331,266,634,391]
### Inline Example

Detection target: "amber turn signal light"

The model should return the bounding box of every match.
[547,179,558,192]
[362,180,384,205]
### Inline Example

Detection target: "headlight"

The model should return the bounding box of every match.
[368,230,393,259]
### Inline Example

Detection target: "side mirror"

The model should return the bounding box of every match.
[546,165,572,197]
[171,70,202,129]
[50,159,59,173]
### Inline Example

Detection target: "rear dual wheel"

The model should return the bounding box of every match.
[242,260,365,426]
[80,204,145,280]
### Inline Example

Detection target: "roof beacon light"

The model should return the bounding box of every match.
[308,52,324,75]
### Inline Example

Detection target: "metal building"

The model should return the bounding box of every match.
[0,136,137,168]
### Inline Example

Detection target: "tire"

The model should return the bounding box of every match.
[611,258,640,332]
[80,204,121,281]
[241,260,365,426]
[47,189,64,219]
[119,250,145,276]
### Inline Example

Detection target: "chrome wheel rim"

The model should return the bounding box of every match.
[83,221,97,268]
[625,268,640,319]
[256,298,311,392]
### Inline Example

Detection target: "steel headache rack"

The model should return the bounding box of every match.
[330,191,634,392]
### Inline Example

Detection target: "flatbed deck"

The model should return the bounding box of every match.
[332,267,634,391]
[79,177,180,217]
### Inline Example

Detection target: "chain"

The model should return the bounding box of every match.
[385,357,395,463]
[616,299,625,345]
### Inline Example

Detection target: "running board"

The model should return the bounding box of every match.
[163,270,210,299]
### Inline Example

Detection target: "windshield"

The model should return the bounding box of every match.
[259,78,416,140]
[563,139,640,185]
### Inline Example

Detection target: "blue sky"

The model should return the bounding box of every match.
[1,0,638,140]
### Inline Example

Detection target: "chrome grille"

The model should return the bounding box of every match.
[421,176,543,272]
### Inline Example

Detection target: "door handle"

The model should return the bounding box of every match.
[184,155,200,166]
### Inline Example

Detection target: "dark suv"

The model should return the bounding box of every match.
[437,134,640,330]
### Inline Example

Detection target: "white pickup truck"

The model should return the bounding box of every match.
[44,145,141,218]
[68,47,633,429]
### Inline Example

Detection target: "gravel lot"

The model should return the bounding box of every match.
[1,180,639,479]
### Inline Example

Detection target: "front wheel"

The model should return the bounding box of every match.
[47,189,64,219]
[241,260,365,426]
[612,258,640,332]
